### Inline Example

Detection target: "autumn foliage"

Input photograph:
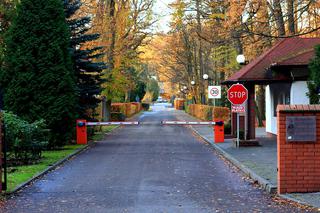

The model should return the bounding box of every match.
[188,104,230,123]
[111,102,142,118]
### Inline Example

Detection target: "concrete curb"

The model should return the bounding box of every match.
[279,194,318,209]
[190,126,277,194]
[7,143,93,195]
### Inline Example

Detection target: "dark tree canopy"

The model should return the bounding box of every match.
[308,45,320,104]
[64,0,106,120]
[1,0,77,147]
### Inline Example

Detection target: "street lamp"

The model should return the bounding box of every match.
[202,74,211,104]
[236,54,248,65]
[203,74,209,80]
[183,86,187,90]
[191,80,195,86]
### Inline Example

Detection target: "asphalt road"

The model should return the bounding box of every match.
[2,104,314,212]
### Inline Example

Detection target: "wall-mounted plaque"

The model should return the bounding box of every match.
[286,116,316,142]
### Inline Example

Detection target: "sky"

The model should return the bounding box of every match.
[153,0,174,33]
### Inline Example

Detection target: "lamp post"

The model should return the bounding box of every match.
[236,54,248,140]
[203,74,215,105]
[190,81,196,104]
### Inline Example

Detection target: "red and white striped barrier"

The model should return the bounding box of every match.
[86,121,139,126]
[161,121,221,125]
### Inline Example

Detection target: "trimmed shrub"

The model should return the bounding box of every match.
[174,99,185,110]
[111,112,126,121]
[111,102,142,118]
[186,104,231,123]
[3,111,49,165]
[212,107,231,124]
[142,103,150,111]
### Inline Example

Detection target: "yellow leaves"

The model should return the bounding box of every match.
[209,13,225,20]
[102,67,132,100]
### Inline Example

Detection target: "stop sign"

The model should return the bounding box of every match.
[227,84,248,105]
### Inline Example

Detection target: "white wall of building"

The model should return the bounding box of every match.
[265,81,309,135]
[290,81,309,104]
[265,85,274,134]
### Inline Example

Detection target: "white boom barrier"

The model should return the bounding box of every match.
[86,121,139,126]
[161,121,217,125]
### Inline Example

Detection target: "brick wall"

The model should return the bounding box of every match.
[277,105,320,194]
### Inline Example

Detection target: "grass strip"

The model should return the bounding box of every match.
[6,145,84,192]
[90,125,118,141]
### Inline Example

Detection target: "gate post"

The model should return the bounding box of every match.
[277,105,320,193]
[76,120,87,145]
[214,119,224,143]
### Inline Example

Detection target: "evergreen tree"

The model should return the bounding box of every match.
[1,0,77,147]
[64,0,106,120]
[308,45,320,104]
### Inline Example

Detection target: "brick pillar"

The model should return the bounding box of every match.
[277,105,320,194]
[246,84,256,140]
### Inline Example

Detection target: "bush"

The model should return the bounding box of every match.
[174,99,185,110]
[2,0,77,148]
[187,104,231,122]
[224,122,231,134]
[212,107,231,124]
[3,111,48,165]
[111,102,142,117]
[110,112,126,121]
[142,103,150,111]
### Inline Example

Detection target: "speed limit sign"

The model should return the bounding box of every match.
[208,86,221,99]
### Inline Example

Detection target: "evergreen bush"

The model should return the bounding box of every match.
[4,111,48,165]
[308,45,320,104]
[1,0,77,147]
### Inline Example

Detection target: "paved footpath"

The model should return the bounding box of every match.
[2,104,316,212]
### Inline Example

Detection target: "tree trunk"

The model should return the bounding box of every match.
[231,30,243,55]
[287,0,295,35]
[125,90,130,102]
[108,0,116,69]
[196,0,205,104]
[105,99,112,121]
[273,0,286,36]
[105,0,116,121]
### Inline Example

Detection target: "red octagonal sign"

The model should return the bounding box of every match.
[227,84,248,105]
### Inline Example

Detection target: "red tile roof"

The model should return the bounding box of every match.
[274,48,314,66]
[224,37,320,84]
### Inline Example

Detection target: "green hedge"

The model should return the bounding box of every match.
[3,111,48,165]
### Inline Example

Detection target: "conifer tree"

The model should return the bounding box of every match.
[1,0,77,147]
[308,45,320,104]
[64,0,106,120]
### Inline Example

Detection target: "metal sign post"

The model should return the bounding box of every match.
[232,105,245,147]
[208,86,221,120]
[227,84,248,148]
[237,113,239,147]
